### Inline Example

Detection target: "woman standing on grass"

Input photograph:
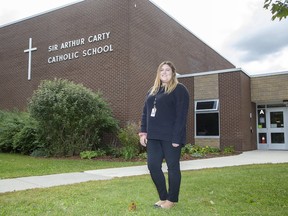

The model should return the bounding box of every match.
[139,61,189,209]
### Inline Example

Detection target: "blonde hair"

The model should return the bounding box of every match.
[149,61,178,95]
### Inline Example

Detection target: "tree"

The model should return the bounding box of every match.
[264,0,288,21]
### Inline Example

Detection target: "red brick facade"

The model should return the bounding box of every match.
[1,0,252,149]
[219,72,256,151]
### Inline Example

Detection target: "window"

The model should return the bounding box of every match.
[196,100,219,111]
[257,107,266,128]
[195,100,219,137]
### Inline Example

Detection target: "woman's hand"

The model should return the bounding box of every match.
[139,133,147,147]
[140,136,147,147]
[172,143,179,147]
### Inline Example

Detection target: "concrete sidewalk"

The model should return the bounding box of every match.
[1,150,287,193]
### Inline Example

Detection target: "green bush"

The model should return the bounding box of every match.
[12,117,40,155]
[107,146,122,158]
[138,152,147,160]
[223,146,235,154]
[117,122,141,160]
[181,144,220,158]
[0,110,39,154]
[181,143,193,156]
[28,78,118,157]
[80,150,106,159]
[0,110,21,152]
[30,148,49,157]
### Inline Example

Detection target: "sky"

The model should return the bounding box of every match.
[0,0,288,75]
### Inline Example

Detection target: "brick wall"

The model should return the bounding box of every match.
[251,73,288,103]
[194,74,219,100]
[127,0,234,124]
[0,0,131,125]
[240,72,256,151]
[219,72,242,150]
[219,72,256,151]
[193,74,219,148]
[0,0,235,144]
[179,77,194,145]
[195,138,220,148]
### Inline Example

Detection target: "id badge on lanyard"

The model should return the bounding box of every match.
[151,96,157,117]
[151,107,157,117]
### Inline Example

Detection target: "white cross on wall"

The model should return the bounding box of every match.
[24,38,37,80]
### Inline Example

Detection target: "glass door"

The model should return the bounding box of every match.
[267,109,286,149]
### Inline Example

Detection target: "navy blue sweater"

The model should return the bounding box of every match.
[141,83,189,145]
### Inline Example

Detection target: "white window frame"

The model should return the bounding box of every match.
[195,99,220,138]
[195,100,219,112]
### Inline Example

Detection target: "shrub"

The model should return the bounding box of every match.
[181,144,220,158]
[12,117,40,155]
[117,122,141,160]
[181,143,193,156]
[223,146,235,154]
[205,146,221,154]
[80,149,106,159]
[107,146,122,158]
[0,110,39,154]
[138,152,147,160]
[0,110,21,152]
[28,78,118,157]
[30,148,49,157]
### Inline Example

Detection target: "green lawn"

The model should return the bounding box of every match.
[0,153,145,179]
[0,153,288,215]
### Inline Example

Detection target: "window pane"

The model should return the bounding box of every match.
[258,133,267,144]
[271,133,285,144]
[196,113,219,136]
[267,104,285,108]
[270,112,284,128]
[196,101,218,110]
[257,109,266,128]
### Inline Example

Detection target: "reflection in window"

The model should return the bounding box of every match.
[196,113,219,136]
[270,112,284,128]
[196,100,218,111]
[258,133,267,144]
[271,133,285,144]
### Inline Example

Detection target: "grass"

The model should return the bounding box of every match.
[0,153,145,179]
[0,153,288,215]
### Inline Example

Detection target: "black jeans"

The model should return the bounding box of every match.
[147,139,182,202]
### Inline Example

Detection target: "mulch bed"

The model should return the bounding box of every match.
[51,152,242,162]
[180,152,242,161]
[89,152,242,162]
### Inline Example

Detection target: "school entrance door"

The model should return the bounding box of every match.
[257,105,288,150]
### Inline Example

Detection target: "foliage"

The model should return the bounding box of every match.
[181,144,220,158]
[138,152,148,160]
[121,146,138,160]
[28,78,118,157]
[264,0,288,20]
[223,145,235,154]
[30,148,49,157]
[181,143,193,156]
[117,122,141,160]
[80,150,106,159]
[0,110,39,154]
[106,146,122,158]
